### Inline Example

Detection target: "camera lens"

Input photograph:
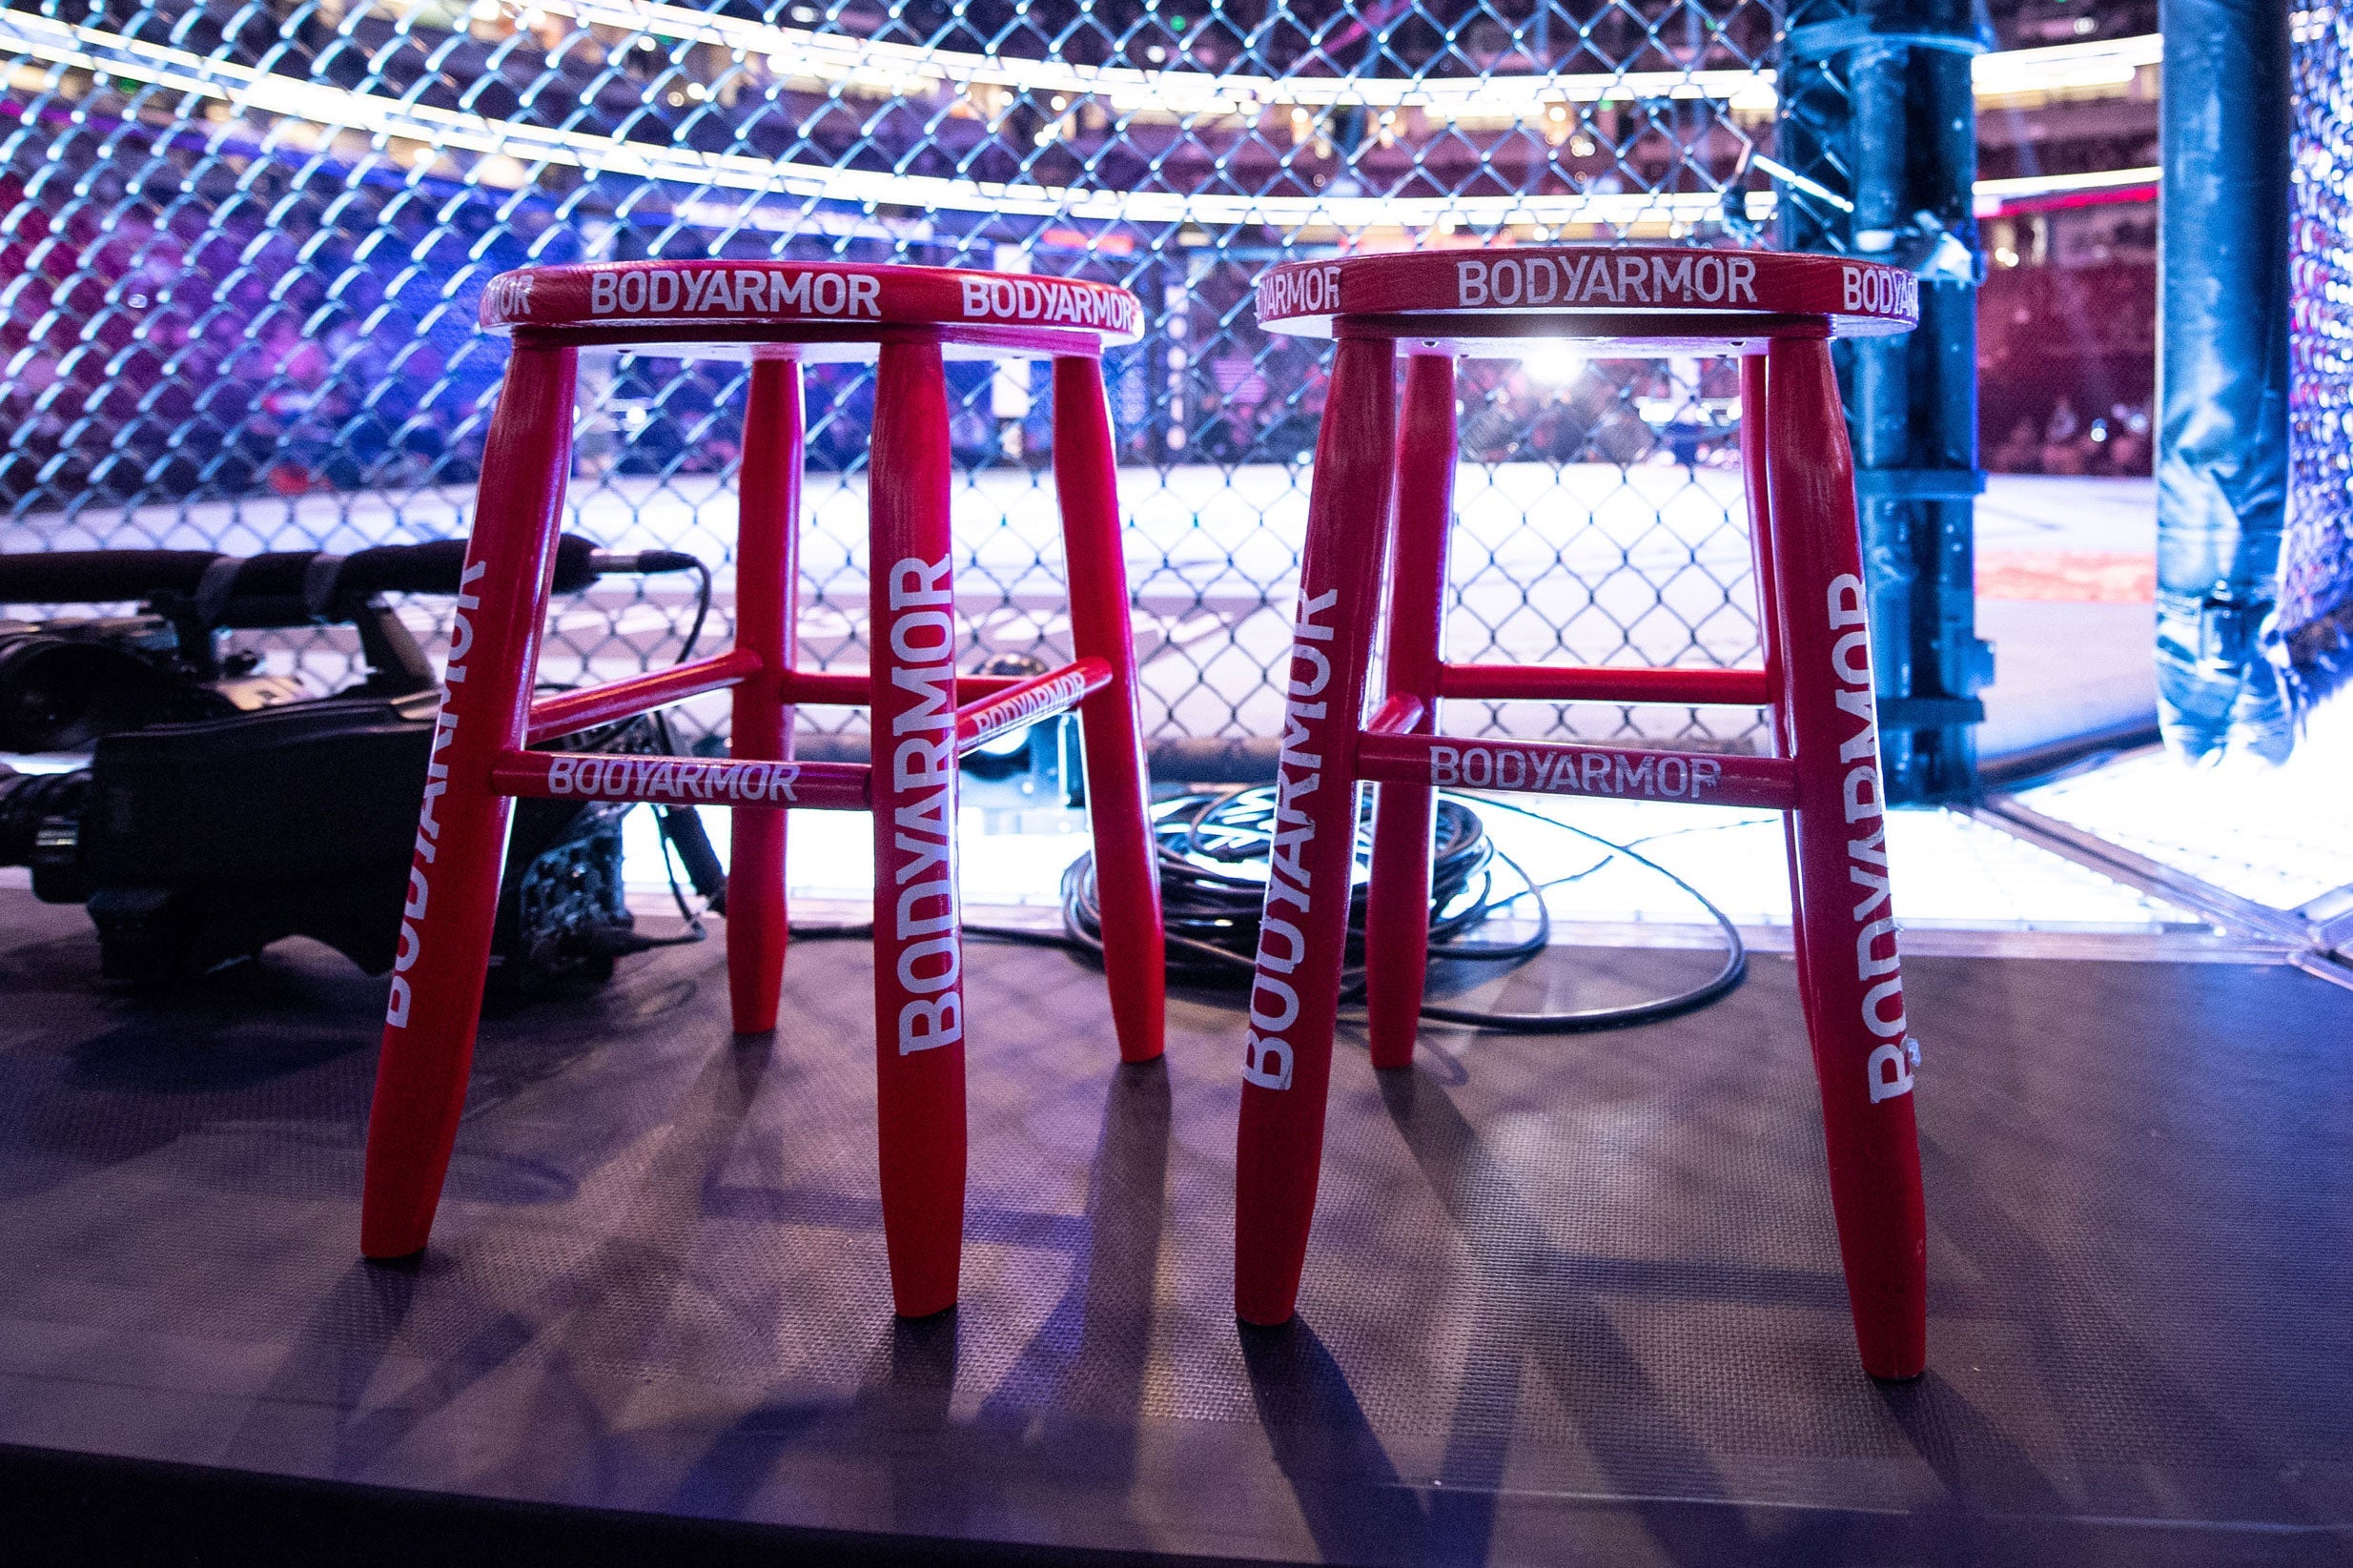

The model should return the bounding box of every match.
[0,636,175,752]
[0,764,88,872]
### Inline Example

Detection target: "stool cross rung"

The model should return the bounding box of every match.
[1353,733,1796,811]
[1364,695,1425,737]
[525,650,762,745]
[492,749,871,811]
[954,658,1113,749]
[1435,662,1771,708]
[783,669,1029,706]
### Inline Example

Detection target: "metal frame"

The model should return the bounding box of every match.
[1970,789,2353,994]
[1777,0,1992,802]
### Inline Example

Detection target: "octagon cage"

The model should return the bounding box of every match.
[0,1,1796,774]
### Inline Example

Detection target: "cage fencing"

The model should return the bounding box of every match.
[2284,2,2353,715]
[1,0,1796,773]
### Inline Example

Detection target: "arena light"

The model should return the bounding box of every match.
[0,12,2159,234]
[516,4,2160,120]
[1970,33,2161,102]
[1972,166,2162,216]
[0,12,1766,231]
[530,2,1778,119]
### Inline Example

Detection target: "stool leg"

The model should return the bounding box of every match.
[1740,354,1820,1024]
[1761,338,1928,1380]
[728,355,802,1035]
[1050,354,1165,1065]
[1365,352,1457,1069]
[1234,336,1398,1326]
[360,341,575,1259]
[870,338,965,1317]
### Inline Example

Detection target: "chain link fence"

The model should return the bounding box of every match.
[1,0,1795,771]
[2283,1,2353,709]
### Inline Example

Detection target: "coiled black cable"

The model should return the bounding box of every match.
[1045,785,1745,1033]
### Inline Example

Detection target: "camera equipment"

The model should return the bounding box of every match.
[0,536,721,989]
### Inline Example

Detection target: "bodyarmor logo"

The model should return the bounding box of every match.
[1240,586,1339,1091]
[386,557,486,1028]
[1456,252,1757,310]
[589,266,881,318]
[1828,572,1914,1105]
[484,272,534,320]
[545,754,800,804]
[884,555,963,1056]
[1255,263,1343,320]
[1429,743,1722,800]
[1840,265,1918,319]
[958,275,1136,332]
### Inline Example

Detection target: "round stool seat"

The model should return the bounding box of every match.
[480,259,1143,362]
[1255,245,1916,355]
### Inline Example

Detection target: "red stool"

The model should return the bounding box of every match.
[1235,247,1929,1378]
[362,259,1167,1316]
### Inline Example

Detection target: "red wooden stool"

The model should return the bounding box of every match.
[1236,246,1929,1378]
[362,259,1167,1317]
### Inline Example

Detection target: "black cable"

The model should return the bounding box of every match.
[1409,794,1748,1032]
[647,556,721,933]
[1056,786,1744,1032]
[670,557,713,665]
[787,785,1747,1035]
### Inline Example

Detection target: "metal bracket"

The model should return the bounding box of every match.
[1973,798,2353,994]
[1784,16,1992,63]
[1854,467,1988,500]
[1875,694,1986,728]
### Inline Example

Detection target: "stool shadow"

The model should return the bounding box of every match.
[1238,1316,1427,1565]
[971,1056,1172,1550]
[666,1055,1172,1542]
[1378,1068,1755,1568]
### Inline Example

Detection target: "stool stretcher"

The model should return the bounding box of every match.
[953,657,1113,750]
[1434,661,1773,708]
[783,669,1025,706]
[1353,734,1799,812]
[490,749,872,811]
[524,649,763,744]
[495,659,1112,812]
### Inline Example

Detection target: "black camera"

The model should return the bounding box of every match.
[0,536,718,990]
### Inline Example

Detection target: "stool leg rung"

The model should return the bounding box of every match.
[1355,733,1799,812]
[490,748,870,811]
[524,649,762,746]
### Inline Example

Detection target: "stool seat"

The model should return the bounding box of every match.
[1255,245,1916,354]
[481,259,1145,361]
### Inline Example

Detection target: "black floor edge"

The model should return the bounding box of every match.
[0,1442,1251,1568]
[8,1441,2351,1567]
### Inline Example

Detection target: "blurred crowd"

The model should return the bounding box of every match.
[1986,398,2154,478]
